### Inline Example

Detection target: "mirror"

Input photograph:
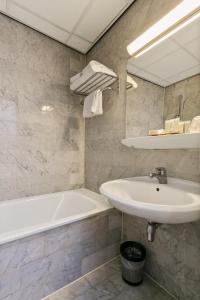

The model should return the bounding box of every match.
[126,16,200,138]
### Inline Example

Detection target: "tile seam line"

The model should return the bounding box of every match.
[145,272,178,300]
[9,0,91,43]
[65,0,94,44]
[41,255,177,300]
[41,255,120,300]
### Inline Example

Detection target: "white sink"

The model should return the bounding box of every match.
[100,177,200,224]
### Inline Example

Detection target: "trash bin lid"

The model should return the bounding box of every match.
[120,241,146,262]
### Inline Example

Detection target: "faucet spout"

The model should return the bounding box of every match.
[149,167,167,184]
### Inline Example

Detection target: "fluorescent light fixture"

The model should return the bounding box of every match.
[127,0,200,57]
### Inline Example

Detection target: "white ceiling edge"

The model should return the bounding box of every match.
[0,0,135,54]
[127,15,200,88]
[0,8,88,53]
[85,0,135,53]
[127,69,200,89]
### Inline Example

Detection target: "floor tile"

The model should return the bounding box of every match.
[43,257,175,300]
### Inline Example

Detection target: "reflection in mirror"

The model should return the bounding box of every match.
[126,16,200,138]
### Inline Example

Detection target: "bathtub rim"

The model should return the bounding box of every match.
[0,188,113,246]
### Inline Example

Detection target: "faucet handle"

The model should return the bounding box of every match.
[155,167,167,175]
[149,167,167,184]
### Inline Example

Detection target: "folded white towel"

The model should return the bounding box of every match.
[83,90,103,118]
[70,60,117,92]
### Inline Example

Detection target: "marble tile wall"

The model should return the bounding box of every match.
[0,2,199,299]
[126,75,164,137]
[0,209,121,300]
[164,74,200,121]
[123,74,200,299]
[123,215,200,300]
[86,0,199,192]
[85,0,200,299]
[0,13,85,201]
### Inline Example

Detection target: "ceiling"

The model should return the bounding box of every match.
[127,16,200,87]
[0,0,134,54]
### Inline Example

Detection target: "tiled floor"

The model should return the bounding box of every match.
[44,258,174,300]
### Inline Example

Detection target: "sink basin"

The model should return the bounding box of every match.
[100,177,200,224]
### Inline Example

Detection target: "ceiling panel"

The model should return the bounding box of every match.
[0,0,135,53]
[172,17,200,46]
[158,80,171,87]
[129,39,179,69]
[127,18,200,87]
[74,0,131,42]
[67,35,91,53]
[167,65,200,84]
[9,2,70,44]
[12,0,91,32]
[0,0,6,11]
[134,70,162,85]
[184,38,200,61]
[127,63,140,75]
[147,49,198,79]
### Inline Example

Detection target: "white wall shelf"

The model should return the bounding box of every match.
[121,133,200,149]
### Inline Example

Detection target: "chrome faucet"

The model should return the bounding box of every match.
[149,167,167,184]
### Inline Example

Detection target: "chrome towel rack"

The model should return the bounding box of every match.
[71,72,118,96]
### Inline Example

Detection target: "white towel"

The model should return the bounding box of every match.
[70,60,117,91]
[83,90,103,118]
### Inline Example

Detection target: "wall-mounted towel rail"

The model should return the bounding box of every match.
[71,72,117,96]
[70,61,137,98]
[70,60,118,96]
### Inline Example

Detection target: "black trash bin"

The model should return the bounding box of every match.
[120,241,146,286]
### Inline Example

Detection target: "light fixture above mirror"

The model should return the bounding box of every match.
[127,0,200,58]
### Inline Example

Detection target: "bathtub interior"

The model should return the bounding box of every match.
[0,189,112,245]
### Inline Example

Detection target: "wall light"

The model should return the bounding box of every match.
[127,0,200,57]
[40,105,54,112]
[126,74,138,89]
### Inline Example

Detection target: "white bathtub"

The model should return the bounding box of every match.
[0,188,112,245]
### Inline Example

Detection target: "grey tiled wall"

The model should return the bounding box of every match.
[0,13,85,201]
[164,74,200,121]
[85,0,200,299]
[123,214,200,300]
[126,75,164,138]
[123,74,200,300]
[0,209,121,300]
